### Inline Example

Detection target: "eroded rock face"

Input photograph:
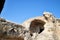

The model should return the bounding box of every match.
[29,19,45,34]
[55,19,60,40]
[0,18,25,40]
[0,12,60,40]
[22,12,59,40]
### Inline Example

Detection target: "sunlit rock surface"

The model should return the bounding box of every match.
[0,18,25,40]
[0,12,60,40]
[22,12,60,40]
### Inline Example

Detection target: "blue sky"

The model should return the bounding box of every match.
[1,0,60,24]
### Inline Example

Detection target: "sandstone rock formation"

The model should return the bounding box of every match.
[0,12,60,40]
[22,12,59,40]
[0,18,25,40]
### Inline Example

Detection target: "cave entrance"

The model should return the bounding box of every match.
[29,19,45,34]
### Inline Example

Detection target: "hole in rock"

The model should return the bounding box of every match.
[29,19,45,34]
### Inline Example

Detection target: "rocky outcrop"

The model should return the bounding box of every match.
[0,12,60,40]
[22,12,60,40]
[0,18,25,40]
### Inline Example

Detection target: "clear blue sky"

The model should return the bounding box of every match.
[1,0,60,24]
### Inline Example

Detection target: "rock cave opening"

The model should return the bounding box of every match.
[29,19,45,34]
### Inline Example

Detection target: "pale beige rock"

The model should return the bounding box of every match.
[0,12,60,40]
[54,19,60,40]
[22,12,58,40]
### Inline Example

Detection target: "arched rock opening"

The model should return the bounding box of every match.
[29,19,45,34]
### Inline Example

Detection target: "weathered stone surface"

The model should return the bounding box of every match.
[0,12,60,40]
[22,12,60,40]
[0,18,25,40]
